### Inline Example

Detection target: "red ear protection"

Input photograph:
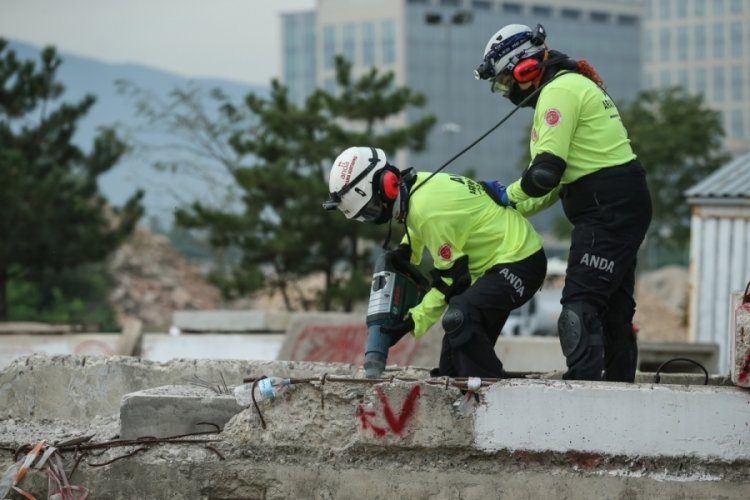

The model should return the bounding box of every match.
[513,58,541,83]
[380,169,400,201]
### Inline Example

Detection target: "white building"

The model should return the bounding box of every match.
[685,153,750,373]
[642,0,750,155]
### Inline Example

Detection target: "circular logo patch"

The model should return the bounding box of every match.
[438,243,452,261]
[544,108,561,127]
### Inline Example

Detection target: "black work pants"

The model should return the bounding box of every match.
[559,160,652,382]
[437,248,547,378]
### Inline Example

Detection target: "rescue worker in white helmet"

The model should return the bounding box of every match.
[474,23,652,382]
[323,146,547,378]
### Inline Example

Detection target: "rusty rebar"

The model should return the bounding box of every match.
[87,447,148,467]
[241,373,535,389]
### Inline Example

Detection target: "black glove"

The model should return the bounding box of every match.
[388,244,412,264]
[380,315,415,347]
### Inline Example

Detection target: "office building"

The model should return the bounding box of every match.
[642,0,750,155]
[282,0,642,228]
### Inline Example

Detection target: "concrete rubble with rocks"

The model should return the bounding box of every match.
[1,354,749,499]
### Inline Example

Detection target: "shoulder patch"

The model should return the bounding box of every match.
[544,108,561,127]
[437,243,452,261]
[531,128,538,142]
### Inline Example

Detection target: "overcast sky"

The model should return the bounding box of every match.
[0,0,315,85]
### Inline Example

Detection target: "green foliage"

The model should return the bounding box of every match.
[619,87,729,253]
[134,56,436,311]
[0,39,143,320]
[7,265,119,329]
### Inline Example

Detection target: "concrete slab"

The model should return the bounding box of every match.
[119,385,241,439]
[638,340,719,373]
[276,311,443,368]
[475,379,750,461]
[119,371,747,462]
[0,355,361,422]
[2,355,749,499]
[6,448,749,500]
[0,322,73,333]
[144,333,284,362]
[172,310,290,332]
[0,333,286,369]
[495,336,565,372]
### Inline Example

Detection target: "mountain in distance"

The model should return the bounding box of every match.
[7,40,268,226]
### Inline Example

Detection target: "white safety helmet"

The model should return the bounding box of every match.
[474,23,547,87]
[324,146,396,222]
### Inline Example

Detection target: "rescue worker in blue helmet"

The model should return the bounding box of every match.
[323,146,547,378]
[474,23,652,382]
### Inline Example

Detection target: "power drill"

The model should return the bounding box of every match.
[364,250,428,378]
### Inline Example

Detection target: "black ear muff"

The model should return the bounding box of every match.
[513,58,541,83]
[380,169,400,201]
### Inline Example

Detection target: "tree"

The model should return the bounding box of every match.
[619,87,729,258]
[127,56,435,311]
[7,264,119,329]
[0,40,143,320]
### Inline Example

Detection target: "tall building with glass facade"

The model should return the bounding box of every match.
[642,0,750,155]
[281,0,642,228]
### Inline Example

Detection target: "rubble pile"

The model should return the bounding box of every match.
[107,226,225,330]
[634,266,689,342]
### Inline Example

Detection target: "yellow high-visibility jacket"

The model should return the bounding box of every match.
[509,71,636,217]
[402,172,544,336]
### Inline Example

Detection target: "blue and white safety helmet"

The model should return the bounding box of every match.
[474,24,547,94]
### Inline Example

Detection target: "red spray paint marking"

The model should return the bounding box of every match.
[356,384,422,438]
[375,384,421,434]
[74,339,114,356]
[289,324,420,366]
[738,351,750,384]
[355,405,386,437]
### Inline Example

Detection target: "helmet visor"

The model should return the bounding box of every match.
[491,72,514,96]
[353,193,388,222]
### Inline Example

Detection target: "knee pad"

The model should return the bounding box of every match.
[442,306,472,348]
[442,307,463,333]
[558,302,603,364]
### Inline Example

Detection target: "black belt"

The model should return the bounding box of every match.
[562,159,645,197]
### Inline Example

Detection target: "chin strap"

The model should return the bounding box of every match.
[381,218,394,250]
[392,191,406,222]
[392,167,415,223]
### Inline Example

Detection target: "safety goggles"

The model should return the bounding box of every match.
[491,71,514,96]
[353,192,388,222]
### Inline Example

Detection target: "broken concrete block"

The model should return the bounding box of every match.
[172,310,290,332]
[120,385,242,439]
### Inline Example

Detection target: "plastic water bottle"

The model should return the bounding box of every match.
[454,377,482,416]
[233,377,291,406]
